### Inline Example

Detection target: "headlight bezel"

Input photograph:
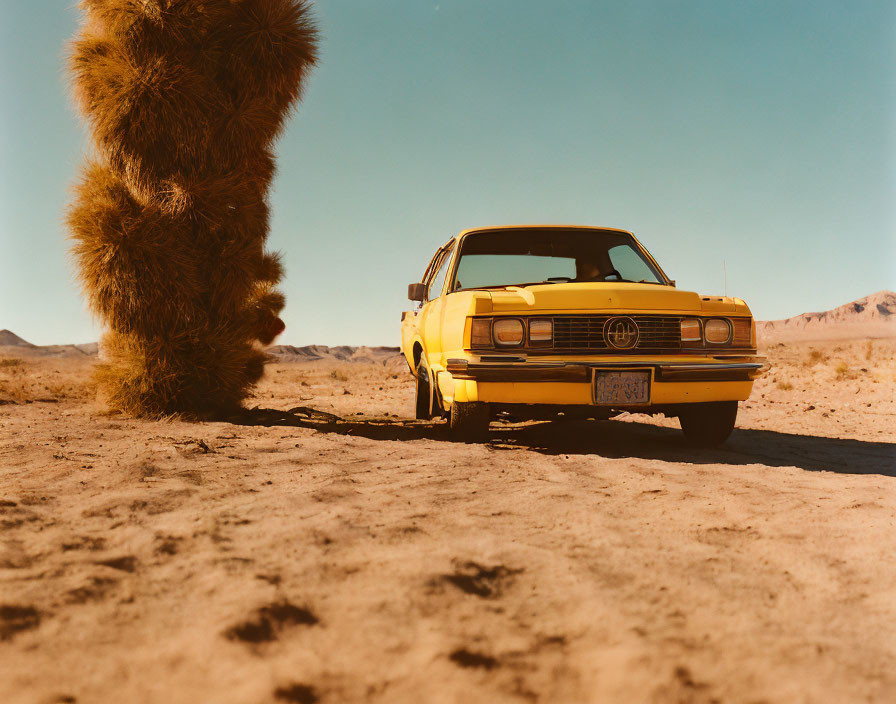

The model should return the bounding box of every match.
[681,317,752,348]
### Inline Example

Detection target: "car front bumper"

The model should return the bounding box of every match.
[446,356,768,383]
[441,354,769,407]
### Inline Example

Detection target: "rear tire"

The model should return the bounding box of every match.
[678,401,738,446]
[449,401,491,441]
[414,360,432,420]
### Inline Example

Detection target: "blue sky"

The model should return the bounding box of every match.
[1,0,893,346]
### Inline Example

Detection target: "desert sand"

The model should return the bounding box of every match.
[1,319,895,702]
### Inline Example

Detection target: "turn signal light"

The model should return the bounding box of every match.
[471,318,492,348]
[529,319,553,346]
[732,318,753,347]
[680,318,702,343]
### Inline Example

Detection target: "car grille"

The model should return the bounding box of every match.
[551,315,681,352]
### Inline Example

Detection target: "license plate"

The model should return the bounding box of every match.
[592,370,651,405]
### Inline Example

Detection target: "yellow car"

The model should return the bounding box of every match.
[401,225,768,445]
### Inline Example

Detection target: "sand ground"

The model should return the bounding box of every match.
[1,338,894,703]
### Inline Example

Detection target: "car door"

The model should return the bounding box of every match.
[402,245,444,367]
[420,242,455,371]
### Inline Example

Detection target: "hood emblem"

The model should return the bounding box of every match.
[603,317,639,349]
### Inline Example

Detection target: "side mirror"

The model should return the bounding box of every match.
[408,283,426,302]
[669,280,676,287]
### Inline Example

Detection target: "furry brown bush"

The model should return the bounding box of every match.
[67,0,317,417]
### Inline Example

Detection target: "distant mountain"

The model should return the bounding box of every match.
[0,333,400,365]
[269,344,403,365]
[758,291,895,343]
[0,329,97,358]
[0,330,36,347]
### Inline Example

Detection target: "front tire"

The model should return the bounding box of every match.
[449,401,490,441]
[678,401,738,446]
[414,360,432,420]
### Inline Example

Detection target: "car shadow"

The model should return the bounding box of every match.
[230,407,896,478]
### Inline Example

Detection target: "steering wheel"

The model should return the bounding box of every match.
[601,268,623,281]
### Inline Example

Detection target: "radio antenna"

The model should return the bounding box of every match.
[723,260,728,297]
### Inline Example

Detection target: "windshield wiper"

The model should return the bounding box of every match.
[507,279,572,287]
[603,278,665,285]
[459,278,667,291]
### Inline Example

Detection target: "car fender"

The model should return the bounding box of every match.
[410,334,427,369]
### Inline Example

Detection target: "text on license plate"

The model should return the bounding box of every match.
[592,371,651,405]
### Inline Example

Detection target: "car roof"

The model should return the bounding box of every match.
[453,224,635,242]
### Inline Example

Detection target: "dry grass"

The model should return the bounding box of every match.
[0,358,27,403]
[776,381,793,391]
[0,358,94,404]
[806,349,827,366]
[66,0,318,418]
[0,380,28,404]
[755,338,896,411]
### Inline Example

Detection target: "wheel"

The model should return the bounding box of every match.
[678,401,738,446]
[449,401,490,441]
[414,359,432,420]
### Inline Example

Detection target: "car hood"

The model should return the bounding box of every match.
[478,282,749,315]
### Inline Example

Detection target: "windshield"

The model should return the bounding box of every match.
[451,229,666,291]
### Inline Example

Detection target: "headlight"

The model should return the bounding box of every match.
[493,318,524,346]
[470,318,492,348]
[680,318,702,343]
[529,319,553,346]
[705,318,732,344]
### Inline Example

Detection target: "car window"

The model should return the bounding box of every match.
[427,246,454,300]
[451,229,665,289]
[607,244,661,283]
[421,246,444,284]
[454,254,576,290]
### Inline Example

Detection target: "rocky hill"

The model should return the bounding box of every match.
[757,291,895,343]
[0,330,97,357]
[268,344,402,365]
[0,330,36,347]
